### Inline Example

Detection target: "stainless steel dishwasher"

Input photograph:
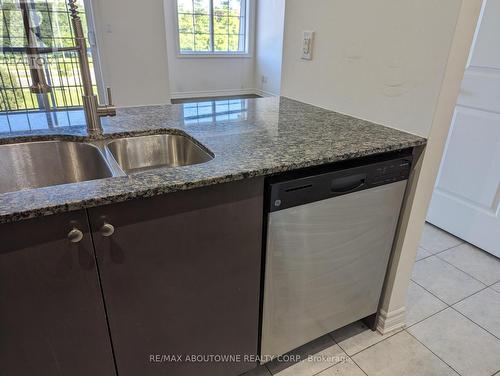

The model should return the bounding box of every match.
[261,154,411,358]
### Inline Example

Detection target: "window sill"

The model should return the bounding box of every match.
[176,52,253,59]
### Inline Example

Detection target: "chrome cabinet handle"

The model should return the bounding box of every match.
[100,223,115,237]
[68,228,84,243]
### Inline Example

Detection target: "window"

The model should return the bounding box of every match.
[176,0,249,55]
[0,0,101,113]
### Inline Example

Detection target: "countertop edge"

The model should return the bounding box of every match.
[0,139,426,224]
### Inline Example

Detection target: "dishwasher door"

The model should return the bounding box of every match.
[261,180,407,358]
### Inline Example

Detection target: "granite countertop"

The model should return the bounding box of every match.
[0,96,426,223]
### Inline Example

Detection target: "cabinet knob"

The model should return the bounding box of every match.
[68,228,84,243]
[101,223,115,237]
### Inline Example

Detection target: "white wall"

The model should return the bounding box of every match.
[280,0,462,137]
[254,0,285,96]
[163,0,256,99]
[92,0,284,102]
[91,0,170,107]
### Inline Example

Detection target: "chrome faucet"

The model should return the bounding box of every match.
[23,0,115,136]
[68,0,116,136]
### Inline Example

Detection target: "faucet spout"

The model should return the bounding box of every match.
[68,0,116,137]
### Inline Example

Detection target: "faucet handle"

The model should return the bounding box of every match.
[97,87,117,117]
[106,87,114,106]
[97,87,116,116]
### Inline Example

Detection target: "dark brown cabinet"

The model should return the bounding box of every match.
[0,210,116,376]
[88,178,264,376]
[1,179,264,376]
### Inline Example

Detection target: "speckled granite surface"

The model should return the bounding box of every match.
[0,97,426,223]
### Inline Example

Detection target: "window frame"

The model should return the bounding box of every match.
[174,0,253,58]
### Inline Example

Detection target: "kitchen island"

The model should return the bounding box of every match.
[0,97,425,376]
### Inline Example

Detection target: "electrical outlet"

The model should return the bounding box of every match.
[261,75,268,84]
[302,31,314,60]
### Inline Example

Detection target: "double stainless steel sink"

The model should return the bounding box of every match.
[0,134,214,194]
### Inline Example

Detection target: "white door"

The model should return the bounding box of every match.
[427,0,500,257]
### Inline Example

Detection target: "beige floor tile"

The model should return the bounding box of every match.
[406,281,447,326]
[420,223,463,254]
[411,256,485,304]
[266,335,335,374]
[492,281,500,293]
[415,246,433,261]
[275,345,347,376]
[353,331,458,376]
[330,320,399,356]
[408,308,500,376]
[438,243,500,285]
[316,357,365,376]
[453,288,500,339]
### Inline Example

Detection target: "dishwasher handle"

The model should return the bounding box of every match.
[330,173,367,194]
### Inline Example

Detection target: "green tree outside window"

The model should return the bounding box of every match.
[177,0,247,53]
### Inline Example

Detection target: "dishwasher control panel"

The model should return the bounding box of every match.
[372,159,411,185]
[267,156,412,212]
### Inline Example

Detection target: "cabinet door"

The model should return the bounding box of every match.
[0,211,116,376]
[88,179,264,376]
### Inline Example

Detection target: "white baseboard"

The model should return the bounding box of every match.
[376,307,406,334]
[254,89,279,97]
[170,88,280,100]
[170,88,257,100]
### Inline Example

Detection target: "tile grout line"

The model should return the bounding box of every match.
[420,235,500,287]
[410,279,451,306]
[307,349,369,376]
[434,252,497,286]
[325,333,369,376]
[264,363,271,375]
[267,337,347,376]
[450,306,500,342]
[444,284,490,306]
[412,252,492,304]
[408,278,500,334]
[405,283,500,373]
[406,304,449,329]
[414,243,460,262]
[349,357,369,376]
[331,328,403,358]
[419,239,465,255]
[308,336,343,376]
[411,277,490,309]
[416,253,434,262]
[490,280,500,288]
[408,279,500,340]
[415,248,487,287]
[405,329,463,376]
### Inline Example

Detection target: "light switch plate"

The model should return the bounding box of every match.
[302,31,315,60]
